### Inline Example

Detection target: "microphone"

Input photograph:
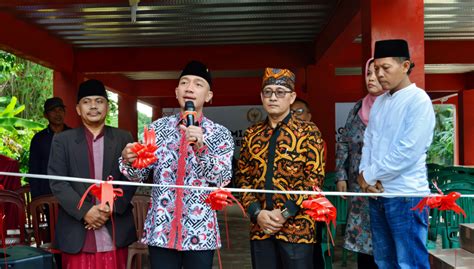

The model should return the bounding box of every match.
[184,101,196,127]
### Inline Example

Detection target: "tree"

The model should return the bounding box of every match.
[427,104,454,165]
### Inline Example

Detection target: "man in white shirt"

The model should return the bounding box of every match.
[357,39,435,269]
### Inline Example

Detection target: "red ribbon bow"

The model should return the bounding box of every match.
[131,126,158,169]
[412,182,466,217]
[204,189,247,269]
[301,189,337,227]
[77,176,123,213]
[301,188,337,250]
[205,189,245,214]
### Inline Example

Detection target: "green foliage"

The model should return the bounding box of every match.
[106,90,118,127]
[427,104,455,165]
[0,96,45,178]
[138,110,152,140]
[1,50,51,181]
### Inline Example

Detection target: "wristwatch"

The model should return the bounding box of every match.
[281,208,291,220]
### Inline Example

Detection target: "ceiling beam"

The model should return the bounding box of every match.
[85,73,135,96]
[0,0,158,7]
[314,0,360,63]
[328,40,474,66]
[74,43,313,73]
[0,11,73,72]
[425,41,474,64]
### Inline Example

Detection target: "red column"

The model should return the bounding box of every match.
[361,0,425,88]
[307,63,336,172]
[118,93,138,141]
[53,71,83,128]
[151,101,162,121]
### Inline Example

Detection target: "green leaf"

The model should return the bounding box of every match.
[0,117,45,130]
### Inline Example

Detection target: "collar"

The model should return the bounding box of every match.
[265,112,292,130]
[84,126,105,141]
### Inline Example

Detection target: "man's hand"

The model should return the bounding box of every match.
[375,181,384,192]
[256,210,283,235]
[357,173,370,192]
[179,125,204,149]
[84,205,110,230]
[271,209,287,225]
[358,173,384,198]
[336,180,348,199]
[121,142,138,164]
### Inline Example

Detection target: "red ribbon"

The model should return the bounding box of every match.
[301,188,337,250]
[412,182,466,217]
[204,189,247,269]
[131,126,158,169]
[77,176,123,213]
[77,176,123,265]
[205,189,246,214]
[301,190,337,228]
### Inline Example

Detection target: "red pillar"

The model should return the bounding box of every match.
[361,0,425,88]
[151,101,162,121]
[118,93,138,141]
[307,63,336,172]
[53,71,83,128]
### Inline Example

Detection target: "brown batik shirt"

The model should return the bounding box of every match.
[236,113,325,243]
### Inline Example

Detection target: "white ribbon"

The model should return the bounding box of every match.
[1,171,473,198]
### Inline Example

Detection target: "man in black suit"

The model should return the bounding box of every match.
[48,79,136,269]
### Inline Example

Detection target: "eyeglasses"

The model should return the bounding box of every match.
[261,89,293,98]
[291,108,305,115]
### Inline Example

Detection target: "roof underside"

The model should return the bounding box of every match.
[5,0,474,49]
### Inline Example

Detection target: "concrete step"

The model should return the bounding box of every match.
[460,223,474,253]
[429,248,474,268]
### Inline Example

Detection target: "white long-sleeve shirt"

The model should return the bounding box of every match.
[359,83,435,195]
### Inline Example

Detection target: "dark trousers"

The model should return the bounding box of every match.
[313,222,324,269]
[250,238,313,269]
[357,252,378,269]
[148,246,215,269]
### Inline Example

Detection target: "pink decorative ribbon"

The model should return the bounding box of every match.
[412,182,466,217]
[131,126,158,169]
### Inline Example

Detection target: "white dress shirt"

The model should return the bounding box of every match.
[359,83,435,194]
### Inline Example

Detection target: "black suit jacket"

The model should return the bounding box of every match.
[48,126,137,254]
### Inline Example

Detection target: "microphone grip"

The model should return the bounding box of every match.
[186,114,195,127]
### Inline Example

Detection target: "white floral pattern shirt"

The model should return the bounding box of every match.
[120,113,234,250]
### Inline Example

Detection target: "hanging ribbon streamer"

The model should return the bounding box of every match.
[131,126,158,169]
[205,189,245,213]
[412,182,466,217]
[204,188,247,269]
[77,176,123,213]
[301,187,337,252]
[77,176,123,266]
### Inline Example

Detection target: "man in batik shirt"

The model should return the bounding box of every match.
[236,68,325,269]
[120,61,234,269]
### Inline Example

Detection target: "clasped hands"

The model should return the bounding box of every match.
[84,204,111,230]
[356,172,384,195]
[257,209,286,235]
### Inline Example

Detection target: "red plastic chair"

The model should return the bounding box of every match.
[0,190,26,246]
[127,194,151,269]
[29,195,60,253]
